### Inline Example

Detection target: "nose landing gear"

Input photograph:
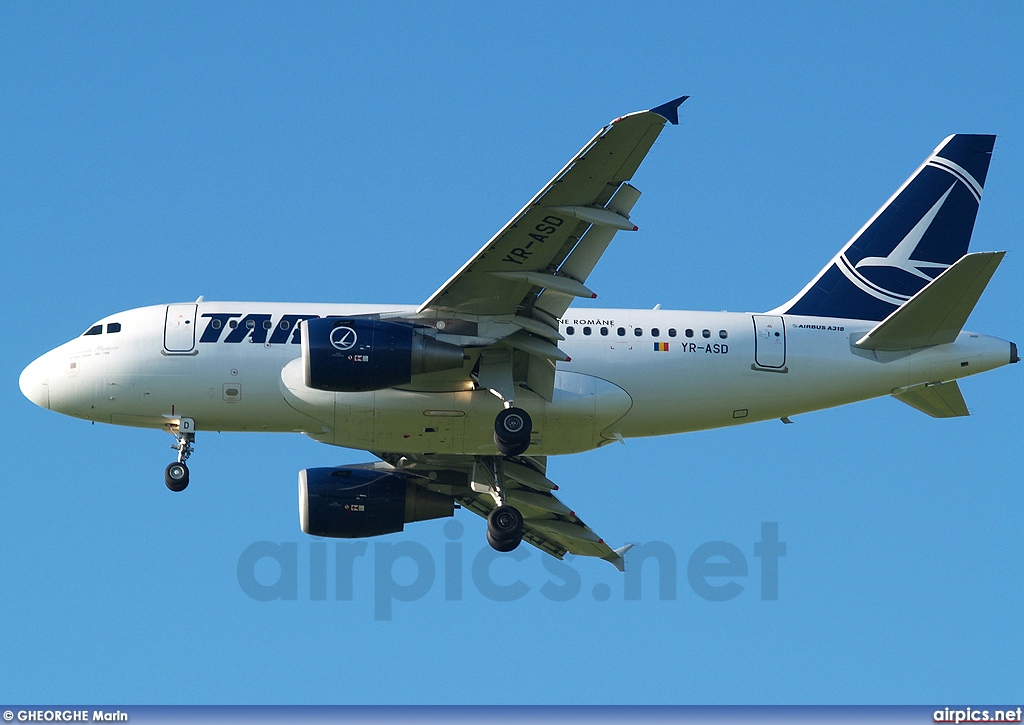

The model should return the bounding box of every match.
[164,417,195,492]
[164,461,189,491]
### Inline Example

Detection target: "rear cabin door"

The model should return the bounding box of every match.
[164,304,198,353]
[753,315,786,369]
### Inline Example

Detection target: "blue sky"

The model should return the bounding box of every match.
[2,2,1021,705]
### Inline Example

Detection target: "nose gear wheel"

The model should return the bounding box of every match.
[163,418,195,492]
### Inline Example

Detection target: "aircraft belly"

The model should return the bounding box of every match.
[543,371,633,451]
[337,373,631,455]
[279,355,632,454]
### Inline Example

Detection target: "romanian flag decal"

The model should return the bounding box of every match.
[654,342,670,351]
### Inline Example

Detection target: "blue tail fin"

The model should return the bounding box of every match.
[778,134,995,321]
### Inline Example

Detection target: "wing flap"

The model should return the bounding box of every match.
[460,486,612,553]
[375,452,628,569]
[460,465,626,568]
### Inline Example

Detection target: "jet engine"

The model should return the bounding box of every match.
[298,466,455,538]
[302,318,465,392]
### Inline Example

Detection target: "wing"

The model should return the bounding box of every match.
[413,96,686,403]
[376,453,632,570]
[418,96,688,322]
[364,99,688,566]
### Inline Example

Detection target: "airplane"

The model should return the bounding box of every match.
[19,96,1018,570]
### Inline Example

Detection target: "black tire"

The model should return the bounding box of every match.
[494,436,530,457]
[165,462,189,492]
[487,504,524,542]
[487,528,521,552]
[494,407,532,456]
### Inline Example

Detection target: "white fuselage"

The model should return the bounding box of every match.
[20,302,1014,456]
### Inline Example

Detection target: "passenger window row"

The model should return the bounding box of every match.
[209,318,280,330]
[564,325,728,340]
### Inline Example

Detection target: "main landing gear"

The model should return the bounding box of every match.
[476,456,526,552]
[487,504,524,552]
[164,418,195,492]
[493,406,532,456]
[480,404,532,550]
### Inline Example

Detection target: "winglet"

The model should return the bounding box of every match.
[604,543,635,572]
[649,95,689,125]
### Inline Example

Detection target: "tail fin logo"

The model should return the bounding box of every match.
[835,154,985,307]
[838,183,956,305]
[853,184,954,281]
[777,134,994,322]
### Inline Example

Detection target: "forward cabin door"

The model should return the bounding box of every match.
[164,304,198,353]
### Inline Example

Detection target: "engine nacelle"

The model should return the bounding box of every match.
[298,466,455,538]
[301,317,465,392]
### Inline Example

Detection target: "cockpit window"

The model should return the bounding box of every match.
[83,325,102,336]
[106,322,121,334]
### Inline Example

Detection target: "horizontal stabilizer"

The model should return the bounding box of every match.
[853,251,1004,351]
[893,381,969,418]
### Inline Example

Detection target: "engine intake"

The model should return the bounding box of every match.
[302,318,465,392]
[298,466,455,538]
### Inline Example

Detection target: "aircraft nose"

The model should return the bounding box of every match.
[19,354,50,410]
